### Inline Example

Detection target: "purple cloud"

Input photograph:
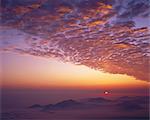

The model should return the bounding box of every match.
[1,0,150,81]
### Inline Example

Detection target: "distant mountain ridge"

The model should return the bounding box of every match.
[29,96,149,111]
[86,97,112,103]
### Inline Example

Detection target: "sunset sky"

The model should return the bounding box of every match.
[1,52,149,91]
[0,0,150,101]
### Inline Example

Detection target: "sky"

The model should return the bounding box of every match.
[1,52,148,89]
[0,0,150,101]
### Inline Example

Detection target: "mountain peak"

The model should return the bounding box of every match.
[87,97,111,103]
[29,104,42,108]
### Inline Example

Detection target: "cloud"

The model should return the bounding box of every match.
[1,0,150,81]
[116,0,150,18]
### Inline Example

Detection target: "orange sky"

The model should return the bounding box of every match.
[1,52,149,90]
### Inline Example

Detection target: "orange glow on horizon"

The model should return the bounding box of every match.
[1,52,149,90]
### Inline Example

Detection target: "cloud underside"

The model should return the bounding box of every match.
[1,0,150,81]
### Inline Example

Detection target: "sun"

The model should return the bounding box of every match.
[104,91,109,95]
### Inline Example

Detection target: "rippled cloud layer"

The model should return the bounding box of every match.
[1,0,150,81]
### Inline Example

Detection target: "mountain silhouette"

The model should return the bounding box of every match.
[29,96,149,112]
[54,99,81,108]
[86,97,112,103]
[29,99,83,111]
[29,104,43,109]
